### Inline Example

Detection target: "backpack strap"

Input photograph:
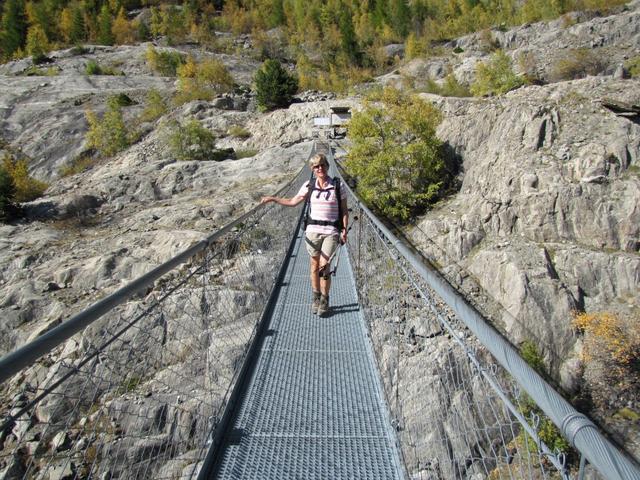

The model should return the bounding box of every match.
[301,173,315,231]
[335,177,344,232]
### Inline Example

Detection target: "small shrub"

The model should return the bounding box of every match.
[110,93,136,107]
[146,45,185,76]
[573,311,639,369]
[0,165,17,222]
[85,61,122,76]
[471,50,524,96]
[573,311,640,410]
[85,60,102,75]
[235,149,258,159]
[174,56,235,104]
[168,119,217,161]
[549,48,606,82]
[423,74,471,97]
[70,45,88,56]
[517,51,542,85]
[520,339,546,374]
[227,125,251,138]
[624,56,640,78]
[254,59,298,112]
[138,89,168,123]
[2,155,48,203]
[58,155,98,177]
[21,66,59,76]
[85,100,134,157]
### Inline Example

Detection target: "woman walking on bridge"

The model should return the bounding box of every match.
[260,153,348,316]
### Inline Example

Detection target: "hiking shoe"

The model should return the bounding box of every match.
[311,291,321,315]
[317,295,329,316]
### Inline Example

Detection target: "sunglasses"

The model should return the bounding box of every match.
[313,163,328,170]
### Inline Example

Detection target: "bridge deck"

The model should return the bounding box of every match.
[212,231,404,479]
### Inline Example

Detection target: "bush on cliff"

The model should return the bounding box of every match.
[0,165,16,222]
[471,50,524,96]
[344,87,449,222]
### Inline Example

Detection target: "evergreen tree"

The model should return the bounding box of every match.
[112,6,136,44]
[97,4,114,45]
[372,0,387,29]
[25,1,54,42]
[268,0,285,27]
[389,0,410,38]
[0,0,28,59]
[70,5,87,43]
[339,9,360,64]
[254,59,298,112]
[26,24,50,62]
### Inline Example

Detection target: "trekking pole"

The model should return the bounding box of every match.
[319,216,357,279]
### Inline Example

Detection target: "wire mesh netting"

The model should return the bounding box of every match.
[343,192,572,480]
[0,166,307,480]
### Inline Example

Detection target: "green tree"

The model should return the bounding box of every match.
[25,24,50,62]
[338,9,360,64]
[389,0,410,38]
[60,4,86,44]
[254,59,298,112]
[470,49,524,96]
[85,97,132,157]
[2,155,47,202]
[0,0,28,59]
[344,87,447,222]
[97,4,114,45]
[138,88,167,123]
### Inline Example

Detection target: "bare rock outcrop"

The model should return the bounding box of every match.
[407,77,640,398]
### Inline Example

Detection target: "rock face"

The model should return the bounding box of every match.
[407,78,640,387]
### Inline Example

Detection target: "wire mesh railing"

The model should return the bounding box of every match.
[331,149,640,480]
[0,157,309,479]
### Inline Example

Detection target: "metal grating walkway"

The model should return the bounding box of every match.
[212,231,405,479]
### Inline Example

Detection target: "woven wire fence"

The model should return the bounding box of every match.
[0,166,307,480]
[346,199,570,480]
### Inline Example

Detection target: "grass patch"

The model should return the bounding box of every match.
[85,60,123,76]
[58,155,98,177]
[227,125,251,138]
[549,48,606,82]
[235,149,258,159]
[20,65,60,76]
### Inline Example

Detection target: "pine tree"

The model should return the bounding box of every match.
[0,0,28,60]
[389,0,410,38]
[254,59,298,112]
[339,9,360,64]
[345,87,447,222]
[112,6,136,44]
[97,4,114,45]
[70,5,87,43]
[26,24,50,62]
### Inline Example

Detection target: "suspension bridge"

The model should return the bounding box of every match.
[0,142,638,480]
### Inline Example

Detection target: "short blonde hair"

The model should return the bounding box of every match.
[308,153,328,169]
